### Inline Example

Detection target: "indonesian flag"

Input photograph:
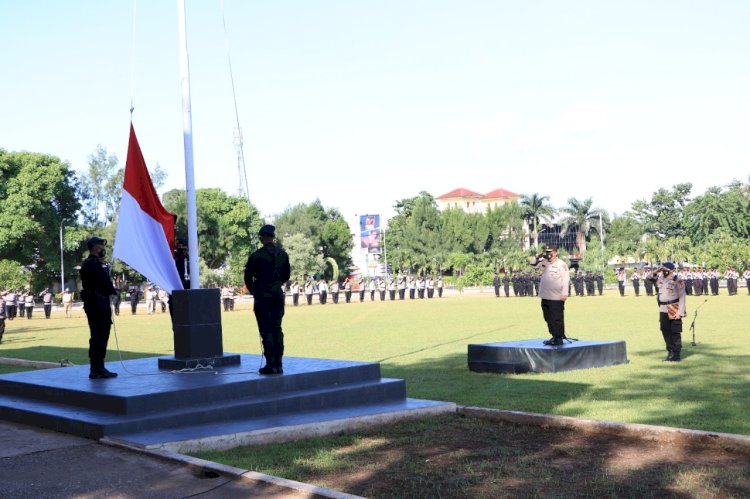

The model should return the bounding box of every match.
[113,124,184,293]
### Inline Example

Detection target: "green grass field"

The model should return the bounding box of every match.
[1,289,748,434]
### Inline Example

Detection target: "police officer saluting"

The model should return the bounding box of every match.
[647,262,686,362]
[80,237,118,379]
[244,224,291,375]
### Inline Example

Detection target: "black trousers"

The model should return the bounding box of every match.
[633,281,640,296]
[541,299,565,338]
[306,294,313,305]
[253,296,285,367]
[0,318,4,341]
[359,291,365,302]
[44,304,52,318]
[345,291,351,303]
[659,312,682,354]
[618,282,625,296]
[292,293,299,306]
[85,306,112,369]
[131,299,138,314]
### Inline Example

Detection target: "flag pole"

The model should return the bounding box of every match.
[177,0,199,289]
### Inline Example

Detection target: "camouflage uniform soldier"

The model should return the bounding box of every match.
[244,224,291,375]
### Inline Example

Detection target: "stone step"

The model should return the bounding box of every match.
[0,377,406,439]
[0,355,382,415]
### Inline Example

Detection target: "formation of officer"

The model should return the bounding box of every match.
[244,224,291,375]
[80,236,118,379]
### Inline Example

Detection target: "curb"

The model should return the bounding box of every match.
[0,357,72,369]
[101,438,364,499]
[459,406,750,452]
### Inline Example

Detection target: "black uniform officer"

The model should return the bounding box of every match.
[80,237,118,379]
[244,224,291,375]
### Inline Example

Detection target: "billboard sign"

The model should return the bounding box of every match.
[360,214,381,253]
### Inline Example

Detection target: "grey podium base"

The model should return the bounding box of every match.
[157,354,241,370]
[0,354,453,450]
[469,339,628,374]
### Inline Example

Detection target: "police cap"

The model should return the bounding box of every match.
[86,236,107,249]
[662,262,676,270]
[258,224,276,237]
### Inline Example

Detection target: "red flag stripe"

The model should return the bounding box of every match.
[122,124,176,254]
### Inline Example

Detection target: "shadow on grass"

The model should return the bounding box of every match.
[214,412,750,498]
[382,342,750,435]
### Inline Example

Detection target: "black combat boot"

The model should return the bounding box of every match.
[89,360,118,379]
[259,354,280,375]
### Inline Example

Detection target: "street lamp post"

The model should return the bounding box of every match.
[59,221,65,293]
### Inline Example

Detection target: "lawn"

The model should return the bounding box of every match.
[1,290,748,434]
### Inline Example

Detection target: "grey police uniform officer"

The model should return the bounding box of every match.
[647,262,686,362]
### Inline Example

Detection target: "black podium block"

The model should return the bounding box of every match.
[158,288,239,370]
[468,339,628,374]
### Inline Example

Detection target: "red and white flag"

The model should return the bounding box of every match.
[113,124,184,293]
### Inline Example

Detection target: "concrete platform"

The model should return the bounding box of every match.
[468,339,628,373]
[0,354,454,450]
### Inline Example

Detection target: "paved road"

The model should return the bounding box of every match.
[0,420,340,499]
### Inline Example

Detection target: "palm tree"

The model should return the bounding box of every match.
[558,197,607,255]
[519,193,556,250]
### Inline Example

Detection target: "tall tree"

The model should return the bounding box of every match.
[283,233,325,281]
[558,197,607,254]
[273,200,353,280]
[162,188,261,269]
[684,184,750,244]
[80,146,119,226]
[0,150,83,290]
[519,193,556,250]
[631,183,692,239]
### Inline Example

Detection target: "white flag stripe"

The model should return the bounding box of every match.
[113,190,184,293]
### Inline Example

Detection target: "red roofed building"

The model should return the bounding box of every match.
[436,187,520,213]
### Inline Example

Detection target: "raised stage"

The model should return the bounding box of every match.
[468,339,628,374]
[0,354,454,451]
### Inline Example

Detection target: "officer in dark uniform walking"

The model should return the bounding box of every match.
[244,224,291,375]
[493,273,501,297]
[80,237,118,379]
[502,272,510,297]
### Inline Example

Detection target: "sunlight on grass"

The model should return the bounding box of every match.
[2,292,749,434]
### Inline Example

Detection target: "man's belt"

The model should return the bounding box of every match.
[658,298,679,305]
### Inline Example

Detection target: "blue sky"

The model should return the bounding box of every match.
[2,1,749,225]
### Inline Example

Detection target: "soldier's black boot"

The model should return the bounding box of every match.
[275,355,284,374]
[663,350,673,362]
[259,354,279,375]
[89,360,117,379]
[667,352,681,362]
